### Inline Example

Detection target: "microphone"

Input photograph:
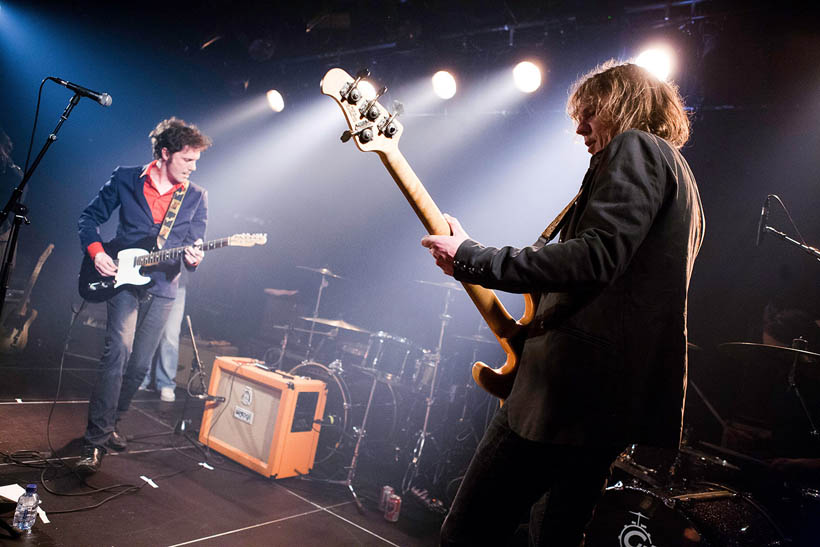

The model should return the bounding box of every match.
[755,195,770,247]
[48,77,112,107]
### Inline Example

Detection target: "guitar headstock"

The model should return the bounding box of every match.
[321,68,403,154]
[227,233,268,247]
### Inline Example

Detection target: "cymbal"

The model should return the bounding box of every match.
[454,334,496,345]
[718,342,820,365]
[416,279,464,292]
[271,324,335,337]
[297,266,344,279]
[299,316,370,334]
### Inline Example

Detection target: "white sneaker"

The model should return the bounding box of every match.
[160,387,176,402]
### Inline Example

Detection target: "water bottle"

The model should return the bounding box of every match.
[12,484,39,533]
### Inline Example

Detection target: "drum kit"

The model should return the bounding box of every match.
[587,339,820,546]
[268,266,820,536]
[267,266,488,510]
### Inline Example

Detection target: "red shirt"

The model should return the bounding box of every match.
[87,160,184,258]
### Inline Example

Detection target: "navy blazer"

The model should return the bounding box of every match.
[454,130,704,448]
[79,165,208,299]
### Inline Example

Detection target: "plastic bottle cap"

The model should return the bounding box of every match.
[25,484,36,492]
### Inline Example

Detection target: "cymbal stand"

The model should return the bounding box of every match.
[302,367,378,514]
[305,273,330,360]
[402,286,453,493]
[787,338,819,440]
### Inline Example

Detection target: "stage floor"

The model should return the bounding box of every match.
[0,353,442,546]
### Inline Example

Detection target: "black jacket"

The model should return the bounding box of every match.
[454,129,704,448]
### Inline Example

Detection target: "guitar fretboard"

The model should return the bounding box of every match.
[136,238,231,267]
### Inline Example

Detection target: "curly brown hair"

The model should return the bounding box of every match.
[149,117,212,159]
[567,61,690,149]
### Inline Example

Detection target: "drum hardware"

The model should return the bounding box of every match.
[402,283,457,493]
[265,323,338,368]
[720,339,820,441]
[291,358,382,513]
[297,265,345,360]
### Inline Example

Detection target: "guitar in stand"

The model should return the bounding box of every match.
[78,233,267,302]
[0,243,54,353]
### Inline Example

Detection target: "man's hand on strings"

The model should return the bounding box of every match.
[93,252,118,277]
[184,239,204,267]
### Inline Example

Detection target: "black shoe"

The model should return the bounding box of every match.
[107,429,127,451]
[76,445,105,475]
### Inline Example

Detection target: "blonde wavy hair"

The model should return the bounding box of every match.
[567,61,690,149]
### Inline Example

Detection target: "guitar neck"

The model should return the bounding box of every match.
[378,149,519,337]
[136,238,231,267]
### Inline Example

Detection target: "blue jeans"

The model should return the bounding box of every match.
[141,285,185,391]
[84,288,175,447]
[440,405,625,546]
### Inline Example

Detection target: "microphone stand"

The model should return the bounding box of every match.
[132,315,224,453]
[760,225,820,263]
[0,93,82,318]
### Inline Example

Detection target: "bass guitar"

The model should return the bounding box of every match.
[0,243,55,353]
[78,233,267,302]
[321,68,533,401]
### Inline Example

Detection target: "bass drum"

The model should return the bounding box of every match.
[288,360,398,466]
[585,479,787,546]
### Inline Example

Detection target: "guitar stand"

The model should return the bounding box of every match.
[300,367,381,514]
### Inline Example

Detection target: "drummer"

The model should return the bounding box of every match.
[759,305,820,482]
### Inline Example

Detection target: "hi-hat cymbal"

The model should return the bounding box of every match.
[718,342,820,365]
[454,334,496,345]
[297,266,344,279]
[416,279,464,292]
[299,316,370,334]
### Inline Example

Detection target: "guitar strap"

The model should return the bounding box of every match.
[156,181,189,249]
[533,184,585,249]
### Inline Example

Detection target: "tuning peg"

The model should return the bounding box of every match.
[378,101,403,138]
[360,86,389,120]
[341,68,372,104]
[340,127,374,144]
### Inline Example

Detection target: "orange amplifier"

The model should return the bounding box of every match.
[199,356,327,478]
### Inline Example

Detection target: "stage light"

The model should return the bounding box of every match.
[358,80,377,100]
[513,61,541,93]
[266,89,284,112]
[635,47,674,81]
[431,70,457,100]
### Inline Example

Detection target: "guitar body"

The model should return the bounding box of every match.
[0,243,54,353]
[78,233,268,303]
[78,238,154,303]
[0,308,37,353]
[321,68,535,400]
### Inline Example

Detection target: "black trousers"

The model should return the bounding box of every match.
[440,405,625,546]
